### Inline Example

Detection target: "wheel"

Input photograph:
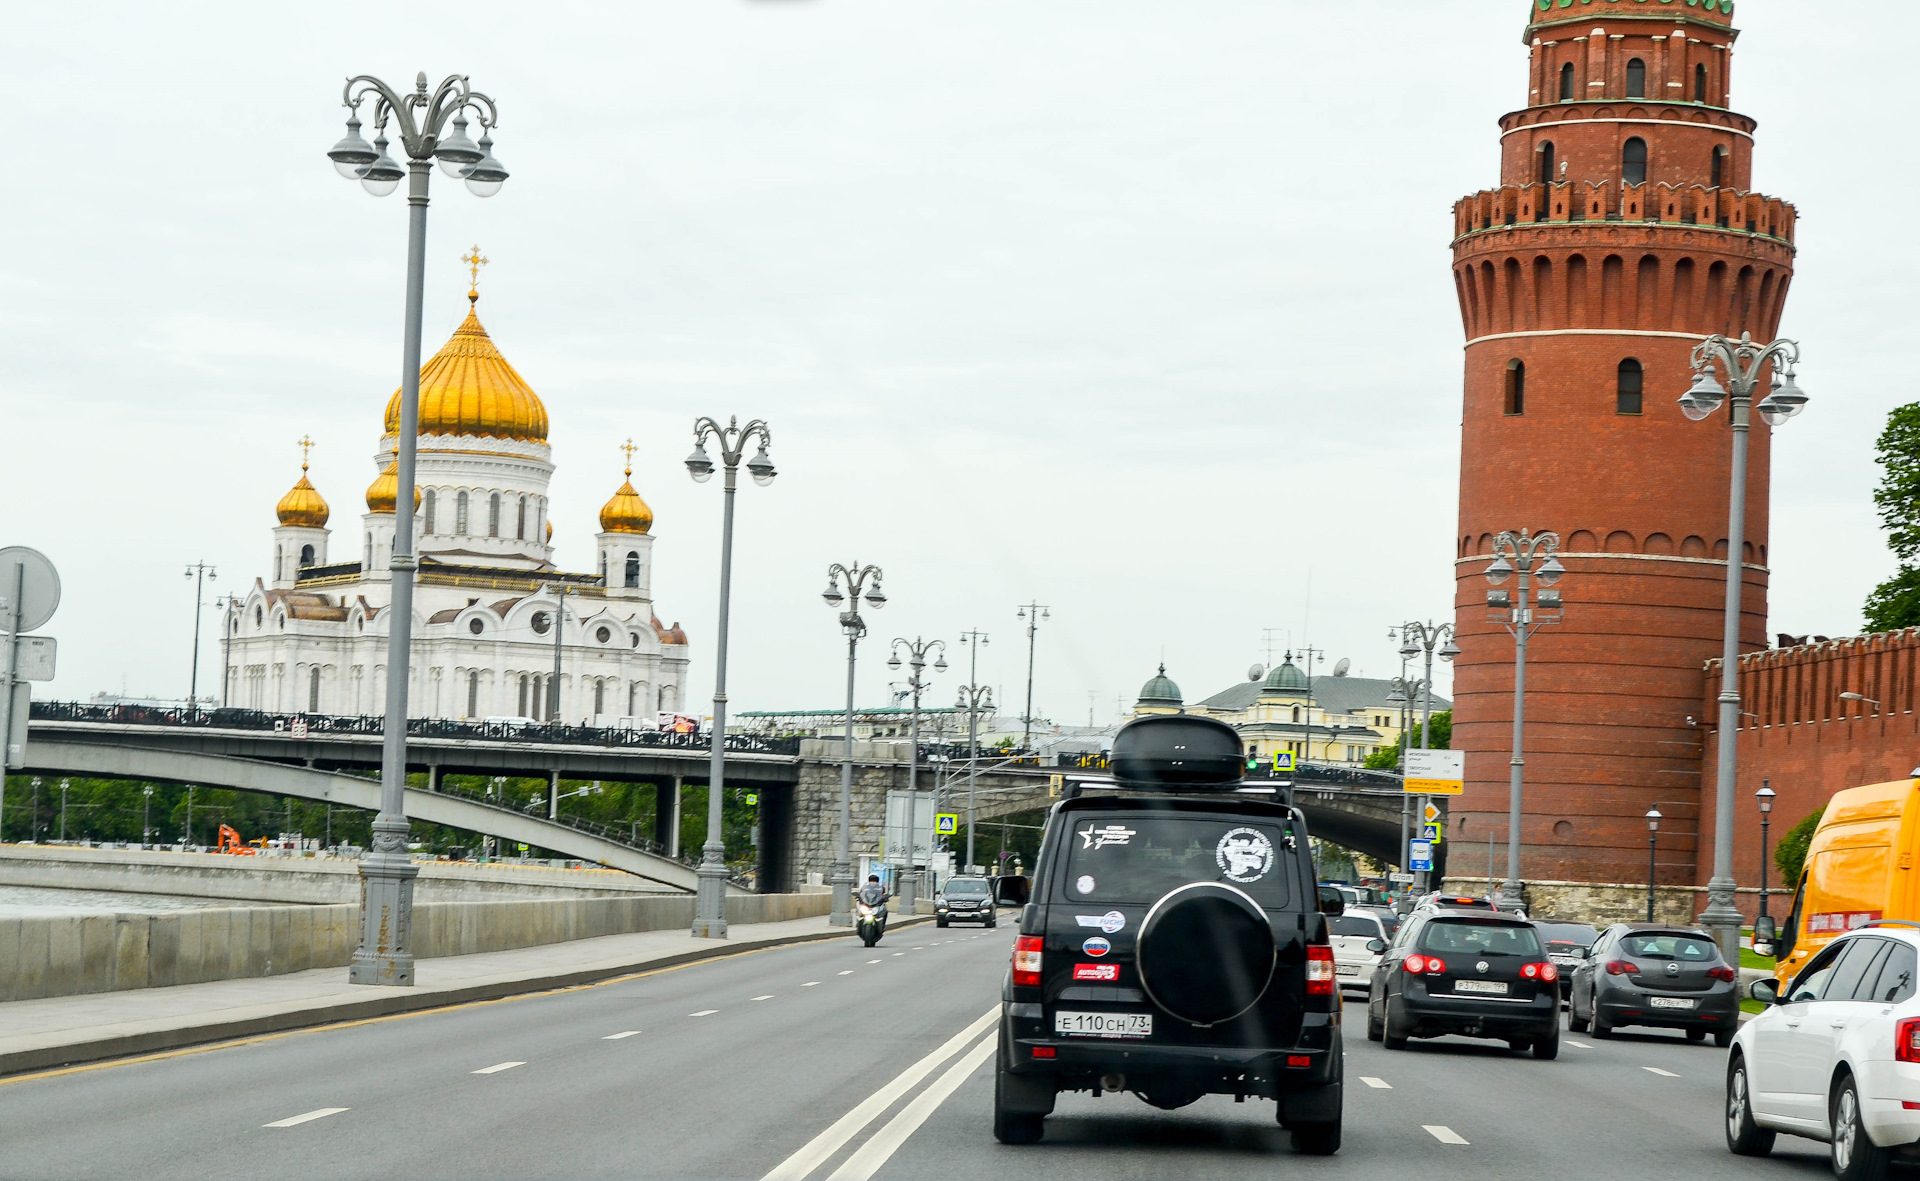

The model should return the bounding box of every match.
[1290,1121,1341,1155]
[1567,1006,1589,1033]
[937,918,948,928]
[1533,1027,1560,1060]
[1714,1029,1734,1049]
[1725,1054,1775,1157]
[1830,1073,1891,1181]
[987,918,998,928]
[1592,1012,1614,1039]
[1366,1008,1384,1043]
[992,1059,1046,1145]
[861,932,877,948]
[1382,999,1409,1050]
[1687,1028,1707,1043]
[1507,1039,1530,1053]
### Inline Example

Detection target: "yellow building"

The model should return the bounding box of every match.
[1187,658,1449,766]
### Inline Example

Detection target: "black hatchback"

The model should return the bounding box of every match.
[1365,907,1561,1058]
[994,715,1343,1155]
[1565,924,1739,1046]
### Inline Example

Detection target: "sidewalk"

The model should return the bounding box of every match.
[0,912,927,1078]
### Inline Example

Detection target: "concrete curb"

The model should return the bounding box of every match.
[0,915,935,1079]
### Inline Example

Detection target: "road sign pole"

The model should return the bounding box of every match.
[2,562,22,771]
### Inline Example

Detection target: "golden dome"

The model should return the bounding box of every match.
[276,440,330,527]
[365,461,422,515]
[599,442,653,534]
[383,292,548,445]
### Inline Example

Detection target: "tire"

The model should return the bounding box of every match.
[1366,1008,1384,1043]
[1290,1121,1341,1156]
[1724,1054,1775,1157]
[988,919,998,928]
[1507,1039,1530,1053]
[1592,1012,1614,1039]
[937,918,948,928]
[1714,1029,1734,1049]
[1534,1026,1560,1060]
[1830,1073,1891,1181]
[992,1050,1047,1145]
[1567,1006,1589,1034]
[1687,1028,1707,1043]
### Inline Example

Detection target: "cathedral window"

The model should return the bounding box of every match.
[255,605,263,628]
[517,674,529,718]
[468,617,484,635]
[517,495,527,540]
[1617,358,1644,414]
[364,534,372,569]
[625,551,640,589]
[593,680,605,716]
[1558,62,1574,102]
[1621,137,1648,186]
[424,490,437,535]
[467,670,479,718]
[299,544,315,569]
[1537,142,1555,185]
[628,682,639,715]
[1503,359,1526,415]
[488,492,501,538]
[1625,58,1646,99]
[598,553,607,580]
[1710,146,1726,189]
[1694,63,1708,103]
[308,666,321,713]
[455,491,469,535]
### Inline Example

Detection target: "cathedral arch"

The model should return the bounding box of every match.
[1682,535,1710,558]
[1567,530,1599,552]
[488,492,501,538]
[1644,533,1674,555]
[456,490,470,535]
[1605,531,1637,553]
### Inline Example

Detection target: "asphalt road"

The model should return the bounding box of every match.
[0,921,1865,1180]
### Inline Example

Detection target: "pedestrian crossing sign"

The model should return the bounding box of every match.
[935,814,958,835]
[1272,752,1294,772]
[1421,822,1442,845]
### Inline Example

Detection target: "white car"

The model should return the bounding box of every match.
[1328,911,1392,994]
[1728,923,1920,1178]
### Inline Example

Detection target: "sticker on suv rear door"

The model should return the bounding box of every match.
[1216,828,1274,883]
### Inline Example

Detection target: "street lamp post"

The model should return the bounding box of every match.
[887,637,946,916]
[1646,808,1663,921]
[1756,782,1776,924]
[1016,602,1049,753]
[1483,529,1566,912]
[823,563,887,926]
[1678,331,1808,962]
[326,71,509,987]
[684,415,776,938]
[142,784,153,847]
[1397,620,1461,893]
[184,563,216,712]
[59,778,69,842]
[957,630,990,874]
[1387,673,1427,878]
[544,585,572,724]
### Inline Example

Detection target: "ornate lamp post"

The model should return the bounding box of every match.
[823,563,886,925]
[1756,782,1776,925]
[184,563,216,711]
[326,71,508,987]
[1397,620,1460,891]
[1016,602,1049,753]
[1679,331,1808,961]
[887,636,946,915]
[684,416,776,938]
[1645,808,1663,921]
[1484,529,1566,912]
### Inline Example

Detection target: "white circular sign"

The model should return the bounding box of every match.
[1215,827,1274,883]
[1075,874,1096,894]
[0,547,59,632]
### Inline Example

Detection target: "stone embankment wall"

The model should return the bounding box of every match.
[1442,876,1776,930]
[0,891,830,1002]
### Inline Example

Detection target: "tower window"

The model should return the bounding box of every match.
[424,489,437,535]
[1504,359,1526,415]
[517,495,527,540]
[1695,63,1708,103]
[455,490,469,534]
[488,492,501,538]
[1622,137,1648,186]
[1558,62,1575,102]
[1537,141,1556,185]
[274,544,284,582]
[1617,358,1644,414]
[1625,58,1646,99]
[1711,146,1727,189]
[625,551,640,589]
[299,543,315,568]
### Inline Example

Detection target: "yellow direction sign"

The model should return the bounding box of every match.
[1403,749,1465,795]
[935,814,959,836]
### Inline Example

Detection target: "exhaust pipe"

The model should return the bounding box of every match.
[1100,1072,1125,1094]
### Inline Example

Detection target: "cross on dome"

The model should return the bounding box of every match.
[297,434,315,471]
[621,437,636,478]
[462,244,489,302]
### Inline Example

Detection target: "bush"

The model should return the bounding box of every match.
[1774,805,1824,889]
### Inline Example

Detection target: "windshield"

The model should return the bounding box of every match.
[1060,813,1295,907]
[944,878,990,897]
[1419,920,1543,957]
[1620,933,1719,962]
[1330,915,1384,938]
[1534,923,1597,945]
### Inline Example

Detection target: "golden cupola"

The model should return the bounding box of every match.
[599,440,654,535]
[364,461,421,515]
[383,287,548,446]
[276,437,330,527]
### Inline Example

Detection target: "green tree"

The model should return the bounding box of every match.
[1866,404,1920,630]
[1364,709,1451,770]
[1773,805,1824,889]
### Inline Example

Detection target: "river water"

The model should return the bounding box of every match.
[0,885,276,917]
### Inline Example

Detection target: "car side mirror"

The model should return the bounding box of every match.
[1366,938,1386,954]
[1753,915,1776,945]
[1749,978,1779,1006]
[1572,947,1589,959]
[1317,886,1346,916]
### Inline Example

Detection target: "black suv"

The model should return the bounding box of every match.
[1365,905,1561,1057]
[993,715,1343,1154]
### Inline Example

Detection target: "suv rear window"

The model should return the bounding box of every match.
[1061,814,1294,907]
[1620,933,1718,962]
[1419,920,1542,957]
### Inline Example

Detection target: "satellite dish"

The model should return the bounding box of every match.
[1248,663,1265,682]
[1332,658,1351,678]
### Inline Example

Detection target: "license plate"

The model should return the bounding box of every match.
[1453,980,1509,996]
[1054,1011,1152,1039]
[1336,964,1361,975]
[1649,996,1696,1010]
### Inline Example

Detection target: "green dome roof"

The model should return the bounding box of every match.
[1136,664,1183,708]
[1262,659,1310,694]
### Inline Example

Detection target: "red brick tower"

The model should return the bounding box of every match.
[1450,0,1795,887]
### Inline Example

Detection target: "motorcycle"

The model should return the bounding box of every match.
[855,899,887,947]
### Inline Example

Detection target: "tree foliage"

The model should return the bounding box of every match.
[1773,805,1824,889]
[1365,709,1451,771]
[1866,404,1920,629]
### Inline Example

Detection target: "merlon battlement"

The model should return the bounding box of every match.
[1454,182,1793,244]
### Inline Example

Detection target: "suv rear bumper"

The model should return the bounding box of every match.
[1001,1005,1341,1098]
[1594,994,1737,1031]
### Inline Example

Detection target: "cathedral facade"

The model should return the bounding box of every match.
[226,273,690,724]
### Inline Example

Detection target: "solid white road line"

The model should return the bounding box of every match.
[472,1062,524,1075]
[603,1031,642,1040]
[1643,1067,1680,1078]
[753,995,775,1002]
[690,1009,720,1017]
[828,1033,997,1181]
[263,1107,348,1128]
[1359,1076,1392,1089]
[1424,1125,1469,1145]
[760,1005,1000,1181]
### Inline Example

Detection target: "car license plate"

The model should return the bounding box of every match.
[1054,1011,1152,1039]
[1453,980,1509,996]
[1649,996,1696,1010]
[1336,963,1361,975]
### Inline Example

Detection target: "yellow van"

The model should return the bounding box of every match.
[1773,777,1920,987]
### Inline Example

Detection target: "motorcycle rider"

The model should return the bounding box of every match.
[857,874,889,938]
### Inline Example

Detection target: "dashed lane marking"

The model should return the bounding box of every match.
[690,1010,719,1017]
[868,959,882,964]
[1424,1125,1469,1145]
[1643,1067,1680,1078]
[603,1031,642,1040]
[803,981,821,987]
[893,953,905,957]
[263,1107,348,1128]
[752,995,774,1002]
[1567,1040,1592,1049]
[1359,1077,1391,1089]
[472,1062,524,1075]
[838,971,855,976]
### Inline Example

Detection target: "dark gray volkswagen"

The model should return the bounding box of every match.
[994,715,1343,1153]
[1366,906,1562,1057]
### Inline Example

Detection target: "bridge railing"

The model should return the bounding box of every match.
[30,701,802,757]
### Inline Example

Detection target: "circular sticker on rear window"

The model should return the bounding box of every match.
[1216,828,1274,883]
[1076,874,1096,894]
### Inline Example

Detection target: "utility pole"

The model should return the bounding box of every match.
[184,562,217,712]
[1016,602,1049,753]
[957,629,991,874]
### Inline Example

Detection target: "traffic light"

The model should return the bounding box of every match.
[1245,751,1263,777]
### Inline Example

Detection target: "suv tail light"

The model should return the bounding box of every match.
[1306,944,1335,996]
[1897,1017,1920,1064]
[1707,965,1738,982]
[1605,960,1640,976]
[1404,954,1447,976]
[1012,935,1044,988]
[1520,962,1560,982]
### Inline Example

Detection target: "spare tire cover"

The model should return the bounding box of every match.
[1136,881,1276,1026]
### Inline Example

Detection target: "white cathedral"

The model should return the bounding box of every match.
[226,269,690,724]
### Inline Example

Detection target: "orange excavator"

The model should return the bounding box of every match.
[216,824,258,855]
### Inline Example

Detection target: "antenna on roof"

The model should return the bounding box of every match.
[1332,658,1351,678]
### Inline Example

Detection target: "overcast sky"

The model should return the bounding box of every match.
[3,1,1911,726]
